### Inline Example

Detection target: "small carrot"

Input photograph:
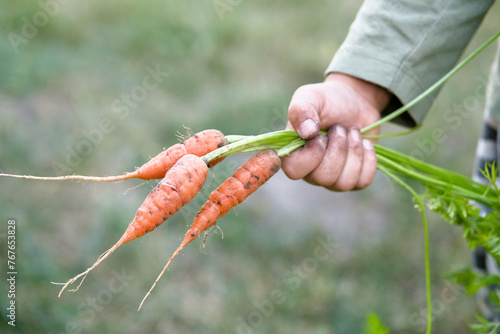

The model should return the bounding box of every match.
[138,150,281,310]
[0,129,226,182]
[54,154,209,296]
[132,129,226,178]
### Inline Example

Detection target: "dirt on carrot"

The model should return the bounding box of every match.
[138,149,281,310]
[133,129,226,179]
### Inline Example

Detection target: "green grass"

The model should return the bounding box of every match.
[1,1,499,333]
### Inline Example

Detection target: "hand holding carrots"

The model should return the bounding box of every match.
[282,72,390,191]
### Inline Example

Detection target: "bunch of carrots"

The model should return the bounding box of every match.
[2,129,283,310]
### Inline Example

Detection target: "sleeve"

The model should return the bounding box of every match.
[325,0,495,127]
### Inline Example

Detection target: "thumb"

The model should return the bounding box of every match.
[287,84,323,140]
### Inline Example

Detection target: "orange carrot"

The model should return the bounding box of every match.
[130,129,226,179]
[1,129,226,182]
[138,150,280,310]
[54,154,209,296]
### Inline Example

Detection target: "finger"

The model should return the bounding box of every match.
[287,84,322,139]
[328,128,363,191]
[305,125,348,186]
[281,135,327,180]
[355,139,378,189]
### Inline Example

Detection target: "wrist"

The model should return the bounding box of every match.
[325,72,391,112]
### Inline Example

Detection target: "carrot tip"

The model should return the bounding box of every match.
[55,243,120,297]
[138,246,184,311]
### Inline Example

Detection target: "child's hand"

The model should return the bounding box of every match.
[282,73,390,191]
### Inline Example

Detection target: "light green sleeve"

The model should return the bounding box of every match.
[325,0,494,127]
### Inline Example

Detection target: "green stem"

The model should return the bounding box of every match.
[277,138,306,157]
[379,165,432,334]
[202,130,299,163]
[362,125,422,139]
[373,144,490,194]
[376,153,497,208]
[207,130,329,161]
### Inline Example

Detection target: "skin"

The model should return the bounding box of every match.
[282,72,392,191]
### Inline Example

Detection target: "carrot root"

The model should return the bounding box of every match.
[54,154,209,297]
[52,242,121,296]
[1,129,227,182]
[0,172,137,182]
[138,242,188,311]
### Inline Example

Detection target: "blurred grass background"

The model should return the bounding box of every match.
[1,1,499,333]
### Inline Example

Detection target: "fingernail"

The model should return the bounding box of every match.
[362,139,373,150]
[317,135,328,149]
[298,119,317,139]
[335,125,346,138]
[351,129,361,142]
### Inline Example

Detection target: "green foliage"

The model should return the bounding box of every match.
[380,158,500,333]
[469,316,500,334]
[448,267,500,296]
[425,186,500,259]
[364,312,390,334]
